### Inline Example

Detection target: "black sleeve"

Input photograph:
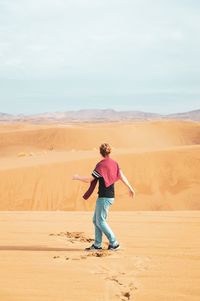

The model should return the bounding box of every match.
[91,170,101,179]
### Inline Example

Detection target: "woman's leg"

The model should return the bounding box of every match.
[96,197,118,246]
[92,200,103,248]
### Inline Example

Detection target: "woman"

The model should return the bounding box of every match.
[72,143,135,251]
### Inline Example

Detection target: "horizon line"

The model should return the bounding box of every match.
[1,107,200,117]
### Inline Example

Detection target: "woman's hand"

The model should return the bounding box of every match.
[129,188,135,198]
[72,174,80,180]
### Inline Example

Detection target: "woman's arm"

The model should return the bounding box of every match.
[72,174,95,183]
[119,170,135,198]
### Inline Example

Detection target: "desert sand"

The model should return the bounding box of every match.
[0,120,199,210]
[0,120,200,300]
[0,211,200,301]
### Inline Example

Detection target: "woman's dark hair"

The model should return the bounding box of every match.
[99,143,111,157]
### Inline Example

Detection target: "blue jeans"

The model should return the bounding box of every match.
[93,197,118,248]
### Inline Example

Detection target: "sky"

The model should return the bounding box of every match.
[0,0,200,115]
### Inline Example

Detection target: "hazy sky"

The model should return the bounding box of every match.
[0,0,200,115]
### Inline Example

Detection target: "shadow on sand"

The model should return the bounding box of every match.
[0,245,83,252]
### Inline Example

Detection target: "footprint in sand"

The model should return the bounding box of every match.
[106,274,138,301]
[49,231,94,244]
[53,255,69,260]
[86,250,112,258]
[106,276,123,286]
[50,231,123,262]
[120,291,131,301]
[72,250,113,260]
[52,247,115,262]
[117,283,138,301]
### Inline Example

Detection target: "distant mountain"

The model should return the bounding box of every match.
[0,109,200,123]
[166,109,200,121]
[0,112,16,121]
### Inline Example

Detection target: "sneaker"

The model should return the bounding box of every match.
[108,243,120,250]
[85,244,102,251]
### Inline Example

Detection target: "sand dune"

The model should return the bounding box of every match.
[0,120,199,156]
[0,120,199,210]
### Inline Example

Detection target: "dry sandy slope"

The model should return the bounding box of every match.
[0,120,199,155]
[0,120,199,210]
[0,146,199,211]
[0,211,199,301]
